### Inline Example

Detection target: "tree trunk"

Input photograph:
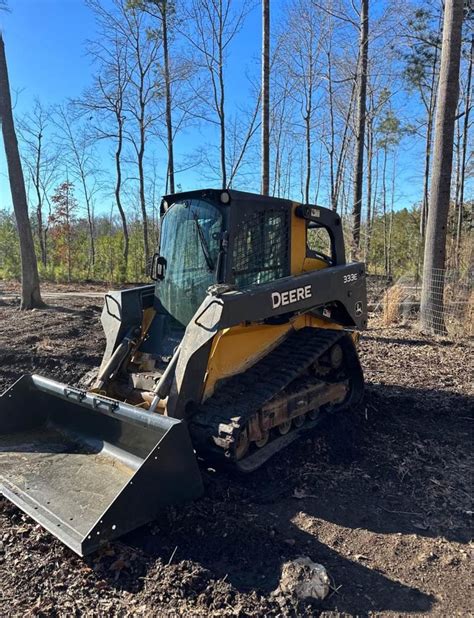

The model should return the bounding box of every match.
[0,35,44,309]
[364,114,374,262]
[456,33,473,264]
[420,0,464,335]
[327,47,336,210]
[304,102,312,204]
[33,130,47,267]
[115,114,129,278]
[420,17,441,238]
[304,46,314,204]
[261,0,270,195]
[420,102,435,237]
[334,77,356,211]
[350,0,369,259]
[218,1,227,189]
[162,1,175,194]
[387,154,397,278]
[382,147,388,276]
[66,183,72,283]
[82,178,95,275]
[138,134,149,263]
[137,55,149,264]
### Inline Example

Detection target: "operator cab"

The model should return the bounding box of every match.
[151,188,345,327]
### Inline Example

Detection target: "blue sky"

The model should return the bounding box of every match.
[0,0,438,216]
[0,0,264,211]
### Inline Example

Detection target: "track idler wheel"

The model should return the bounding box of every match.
[278,420,291,435]
[293,414,306,428]
[308,409,319,420]
[254,431,270,448]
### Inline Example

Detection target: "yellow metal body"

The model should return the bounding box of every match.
[202,205,341,399]
[290,203,328,274]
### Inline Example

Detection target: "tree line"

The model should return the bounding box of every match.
[0,0,472,334]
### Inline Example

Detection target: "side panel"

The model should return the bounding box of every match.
[220,262,367,329]
[166,263,367,420]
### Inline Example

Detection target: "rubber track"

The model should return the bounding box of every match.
[189,327,346,466]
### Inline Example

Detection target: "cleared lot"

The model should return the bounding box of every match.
[0,291,472,616]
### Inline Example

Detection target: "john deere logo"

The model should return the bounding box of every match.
[272,285,312,309]
[355,301,363,316]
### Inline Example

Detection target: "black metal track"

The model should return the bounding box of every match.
[189,327,364,472]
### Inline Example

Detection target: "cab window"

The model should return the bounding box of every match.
[307,224,333,264]
[232,209,290,288]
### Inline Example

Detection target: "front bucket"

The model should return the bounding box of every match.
[0,375,203,556]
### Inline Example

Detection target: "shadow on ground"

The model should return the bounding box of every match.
[87,381,472,614]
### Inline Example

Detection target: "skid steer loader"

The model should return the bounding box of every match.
[0,189,367,556]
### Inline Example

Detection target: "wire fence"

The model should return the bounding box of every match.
[367,266,473,339]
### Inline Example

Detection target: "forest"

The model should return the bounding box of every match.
[0,0,472,286]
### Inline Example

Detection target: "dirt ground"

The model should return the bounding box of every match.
[0,287,472,616]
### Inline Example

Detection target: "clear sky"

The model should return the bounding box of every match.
[0,0,436,215]
[0,0,269,209]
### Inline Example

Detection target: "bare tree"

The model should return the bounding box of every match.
[455,33,473,261]
[160,0,175,193]
[420,0,464,335]
[350,0,369,259]
[277,0,325,204]
[131,0,177,194]
[0,35,44,309]
[364,86,391,262]
[115,3,162,263]
[402,5,443,238]
[227,95,261,186]
[18,100,59,268]
[261,0,270,195]
[180,0,250,188]
[54,105,99,275]
[82,0,131,277]
[322,30,357,212]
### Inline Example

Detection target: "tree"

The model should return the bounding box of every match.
[350,0,369,259]
[0,35,44,309]
[420,0,464,335]
[364,87,391,262]
[455,32,473,262]
[402,5,443,238]
[261,0,270,195]
[323,31,357,213]
[181,0,250,188]
[18,100,59,268]
[50,181,78,283]
[119,3,161,263]
[376,109,403,277]
[130,0,177,194]
[82,0,131,278]
[157,0,176,194]
[54,105,99,275]
[277,0,325,204]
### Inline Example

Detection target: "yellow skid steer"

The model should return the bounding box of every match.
[0,189,367,555]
